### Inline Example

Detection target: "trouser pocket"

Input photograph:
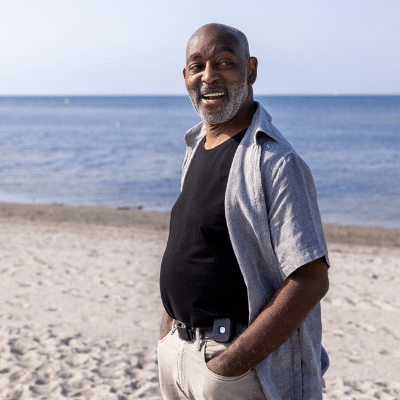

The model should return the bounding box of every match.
[202,342,254,382]
[195,341,267,399]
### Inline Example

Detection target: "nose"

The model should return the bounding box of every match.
[201,62,219,85]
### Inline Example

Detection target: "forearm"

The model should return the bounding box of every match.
[159,311,174,340]
[208,258,329,376]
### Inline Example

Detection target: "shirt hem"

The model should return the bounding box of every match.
[280,243,328,279]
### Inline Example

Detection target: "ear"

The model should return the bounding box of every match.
[247,57,258,86]
[183,67,186,79]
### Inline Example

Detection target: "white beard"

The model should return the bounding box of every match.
[188,79,248,124]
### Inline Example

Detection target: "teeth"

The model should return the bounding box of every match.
[204,93,224,98]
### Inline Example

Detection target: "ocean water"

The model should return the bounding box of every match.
[0,95,399,229]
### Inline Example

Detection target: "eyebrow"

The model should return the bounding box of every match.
[186,45,237,63]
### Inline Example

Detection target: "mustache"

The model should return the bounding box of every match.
[198,83,227,95]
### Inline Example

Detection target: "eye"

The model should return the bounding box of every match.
[188,63,203,72]
[218,59,234,68]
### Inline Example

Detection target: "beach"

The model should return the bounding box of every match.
[1,202,399,399]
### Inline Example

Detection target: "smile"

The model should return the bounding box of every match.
[202,93,225,100]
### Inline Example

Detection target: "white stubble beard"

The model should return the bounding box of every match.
[187,78,249,125]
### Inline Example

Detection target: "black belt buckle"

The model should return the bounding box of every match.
[176,322,195,341]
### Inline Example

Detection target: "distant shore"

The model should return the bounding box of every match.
[1,201,399,248]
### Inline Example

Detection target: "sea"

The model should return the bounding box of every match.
[0,95,399,229]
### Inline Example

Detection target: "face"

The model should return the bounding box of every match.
[184,28,252,125]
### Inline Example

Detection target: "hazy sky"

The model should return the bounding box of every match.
[1,0,399,95]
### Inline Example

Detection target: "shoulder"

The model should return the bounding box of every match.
[256,128,311,184]
[245,103,306,171]
[240,103,313,185]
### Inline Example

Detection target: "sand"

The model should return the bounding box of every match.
[0,202,399,399]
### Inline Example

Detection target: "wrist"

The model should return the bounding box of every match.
[207,354,250,377]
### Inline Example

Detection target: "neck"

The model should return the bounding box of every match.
[204,101,257,149]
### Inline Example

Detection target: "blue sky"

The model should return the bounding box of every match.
[1,0,399,95]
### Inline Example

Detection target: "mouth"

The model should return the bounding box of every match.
[201,92,225,101]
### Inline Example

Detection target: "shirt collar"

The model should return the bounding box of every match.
[184,102,281,148]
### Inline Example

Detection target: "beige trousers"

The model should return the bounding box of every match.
[157,328,266,400]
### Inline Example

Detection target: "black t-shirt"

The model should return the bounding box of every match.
[160,129,249,327]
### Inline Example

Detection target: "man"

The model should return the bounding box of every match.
[158,23,330,400]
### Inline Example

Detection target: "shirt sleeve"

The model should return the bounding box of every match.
[262,151,329,279]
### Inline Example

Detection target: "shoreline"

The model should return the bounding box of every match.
[1,201,399,248]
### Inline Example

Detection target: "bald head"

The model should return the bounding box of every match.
[186,23,250,61]
[183,23,257,126]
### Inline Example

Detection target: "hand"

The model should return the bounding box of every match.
[206,355,249,378]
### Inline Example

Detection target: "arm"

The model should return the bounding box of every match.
[159,311,174,340]
[206,257,329,377]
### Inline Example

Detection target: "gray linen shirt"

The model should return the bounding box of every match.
[182,103,329,400]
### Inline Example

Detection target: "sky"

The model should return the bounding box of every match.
[1,0,399,95]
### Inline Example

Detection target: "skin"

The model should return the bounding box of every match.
[160,24,330,377]
[183,24,258,149]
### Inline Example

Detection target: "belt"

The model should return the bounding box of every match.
[175,318,247,343]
